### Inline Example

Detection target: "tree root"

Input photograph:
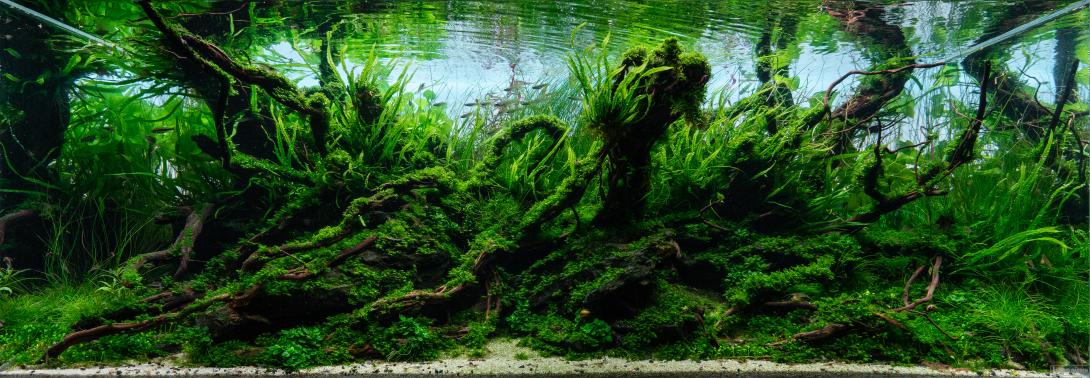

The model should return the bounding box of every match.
[914,310,957,341]
[242,230,350,272]
[822,62,945,118]
[699,200,731,232]
[764,299,817,311]
[329,235,378,267]
[44,283,273,362]
[276,234,378,281]
[174,204,214,279]
[124,203,213,280]
[362,189,594,323]
[483,271,502,321]
[770,255,943,347]
[846,189,948,226]
[368,283,473,322]
[874,312,907,331]
[146,289,199,314]
[768,323,849,347]
[839,63,991,230]
[892,256,942,313]
[241,175,440,272]
[41,291,232,363]
[263,147,578,323]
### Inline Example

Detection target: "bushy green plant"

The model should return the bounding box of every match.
[569,37,711,224]
[377,316,443,361]
[264,326,328,370]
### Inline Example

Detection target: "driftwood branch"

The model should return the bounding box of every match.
[42,292,232,362]
[901,264,926,307]
[0,209,37,247]
[764,300,817,311]
[915,310,958,341]
[329,235,378,267]
[173,203,214,279]
[892,256,942,313]
[874,312,908,330]
[138,0,331,156]
[1047,60,1079,135]
[124,203,213,280]
[276,234,378,281]
[822,62,946,115]
[699,200,731,232]
[768,323,849,347]
[840,62,991,229]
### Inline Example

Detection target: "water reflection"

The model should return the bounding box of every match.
[238,1,1086,120]
[4,0,1085,133]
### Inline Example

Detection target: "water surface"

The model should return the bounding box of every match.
[239,0,1088,121]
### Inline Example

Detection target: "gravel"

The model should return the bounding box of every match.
[3,340,1083,377]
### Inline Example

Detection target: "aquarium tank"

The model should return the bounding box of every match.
[0,0,1087,375]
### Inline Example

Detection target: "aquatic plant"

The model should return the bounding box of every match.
[0,0,1085,373]
[571,38,711,225]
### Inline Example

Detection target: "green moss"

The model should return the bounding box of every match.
[373,316,446,361]
[614,281,724,352]
[0,322,68,365]
[263,326,336,370]
[472,115,567,179]
[720,234,859,306]
[64,332,165,363]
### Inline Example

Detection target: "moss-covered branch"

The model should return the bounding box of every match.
[138,0,331,156]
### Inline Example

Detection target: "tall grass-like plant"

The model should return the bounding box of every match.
[567,40,666,137]
[0,260,32,298]
[968,286,1063,351]
[0,74,230,285]
[960,227,1069,271]
[261,96,306,170]
[885,131,1084,283]
[337,47,461,170]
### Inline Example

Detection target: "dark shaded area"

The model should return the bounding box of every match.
[0,1,71,205]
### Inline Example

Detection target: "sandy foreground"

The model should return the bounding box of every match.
[2,340,1085,377]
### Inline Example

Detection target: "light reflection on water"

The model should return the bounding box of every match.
[251,0,1087,131]
[23,0,1077,143]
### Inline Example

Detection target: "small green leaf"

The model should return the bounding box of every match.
[62,54,83,75]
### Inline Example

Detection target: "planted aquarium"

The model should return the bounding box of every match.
[0,0,1087,376]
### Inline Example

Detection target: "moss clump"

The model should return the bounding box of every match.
[371,316,446,361]
[506,310,614,356]
[263,326,338,370]
[592,38,712,225]
[352,83,384,126]
[613,281,725,352]
[718,234,859,306]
